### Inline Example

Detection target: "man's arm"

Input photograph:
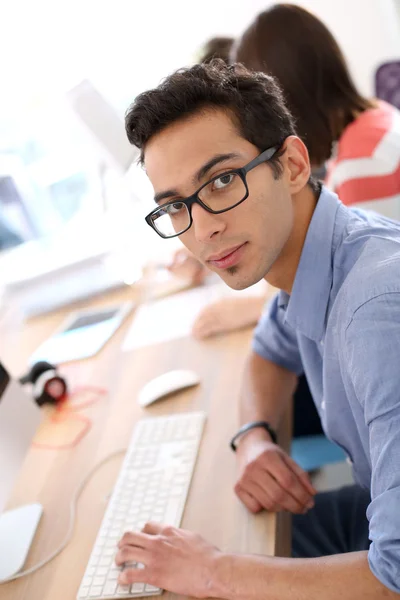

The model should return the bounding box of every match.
[238,291,303,438]
[213,549,398,600]
[116,526,399,599]
[234,294,316,514]
[239,350,298,432]
[343,292,400,593]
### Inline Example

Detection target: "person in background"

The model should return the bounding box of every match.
[168,35,271,340]
[234,3,400,219]
[196,36,234,65]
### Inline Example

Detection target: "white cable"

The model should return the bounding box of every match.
[0,448,127,584]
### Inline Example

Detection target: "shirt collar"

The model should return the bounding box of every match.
[279,186,341,342]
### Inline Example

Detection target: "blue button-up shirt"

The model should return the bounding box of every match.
[253,186,400,592]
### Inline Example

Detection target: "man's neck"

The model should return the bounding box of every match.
[265,185,319,294]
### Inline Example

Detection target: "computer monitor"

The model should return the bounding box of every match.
[0,152,65,246]
[0,361,43,581]
[66,79,137,175]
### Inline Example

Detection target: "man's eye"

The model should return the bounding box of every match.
[167,202,185,215]
[213,173,236,190]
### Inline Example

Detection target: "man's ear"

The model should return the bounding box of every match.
[280,136,311,194]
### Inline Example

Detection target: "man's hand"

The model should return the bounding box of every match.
[115,522,221,598]
[235,432,317,514]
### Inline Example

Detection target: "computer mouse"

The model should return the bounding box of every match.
[138,369,200,407]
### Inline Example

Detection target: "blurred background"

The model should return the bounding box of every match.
[1,0,400,319]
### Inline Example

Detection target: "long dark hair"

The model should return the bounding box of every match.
[234,4,374,165]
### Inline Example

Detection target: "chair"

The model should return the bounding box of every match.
[290,375,347,472]
[291,434,346,473]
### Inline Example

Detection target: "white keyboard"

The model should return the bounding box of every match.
[77,411,206,599]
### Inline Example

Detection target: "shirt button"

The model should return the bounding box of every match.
[346,456,353,466]
[321,400,326,410]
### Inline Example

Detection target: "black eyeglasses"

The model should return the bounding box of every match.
[145,145,279,239]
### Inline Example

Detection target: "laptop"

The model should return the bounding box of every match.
[0,240,138,318]
[0,361,43,581]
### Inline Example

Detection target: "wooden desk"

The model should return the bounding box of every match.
[0,286,290,600]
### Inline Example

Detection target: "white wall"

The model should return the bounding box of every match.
[98,0,400,101]
[2,0,400,122]
[290,0,400,96]
[93,0,400,102]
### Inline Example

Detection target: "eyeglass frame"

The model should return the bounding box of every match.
[145,145,280,239]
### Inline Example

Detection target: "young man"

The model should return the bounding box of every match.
[116,61,400,598]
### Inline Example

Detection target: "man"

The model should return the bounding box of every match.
[116,61,400,598]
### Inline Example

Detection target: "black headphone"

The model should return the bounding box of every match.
[19,361,68,407]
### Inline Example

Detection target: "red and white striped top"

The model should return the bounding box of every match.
[326,100,400,220]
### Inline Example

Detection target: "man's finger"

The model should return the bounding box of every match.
[142,521,163,535]
[118,565,149,586]
[240,476,278,512]
[254,471,306,513]
[264,453,315,508]
[282,453,317,496]
[118,530,153,549]
[235,484,262,513]
[115,545,148,567]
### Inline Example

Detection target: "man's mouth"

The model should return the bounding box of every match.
[206,243,247,270]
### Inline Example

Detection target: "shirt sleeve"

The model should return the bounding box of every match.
[252,293,303,376]
[330,124,400,207]
[335,169,400,207]
[344,293,400,593]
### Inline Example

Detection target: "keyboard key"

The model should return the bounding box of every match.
[116,585,130,595]
[107,568,120,580]
[98,558,110,567]
[145,584,161,593]
[130,583,145,593]
[103,582,117,595]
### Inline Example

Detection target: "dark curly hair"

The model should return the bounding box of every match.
[125,59,320,192]
[125,60,295,175]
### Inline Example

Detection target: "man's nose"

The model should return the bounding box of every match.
[191,203,226,242]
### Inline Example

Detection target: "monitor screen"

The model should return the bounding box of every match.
[64,308,119,333]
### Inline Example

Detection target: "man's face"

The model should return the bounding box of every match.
[144,108,294,290]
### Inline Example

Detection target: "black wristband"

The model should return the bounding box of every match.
[230,420,278,452]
